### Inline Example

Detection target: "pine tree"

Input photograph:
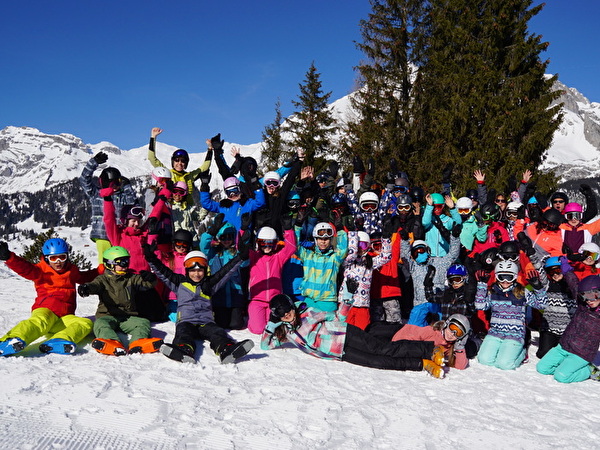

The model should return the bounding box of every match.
[286,62,337,169]
[260,99,287,171]
[21,228,92,270]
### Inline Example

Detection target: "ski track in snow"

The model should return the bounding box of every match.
[1,275,599,449]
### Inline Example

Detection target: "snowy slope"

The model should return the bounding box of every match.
[0,227,599,449]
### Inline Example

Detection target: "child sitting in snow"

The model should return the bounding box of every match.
[77,246,164,356]
[0,238,98,356]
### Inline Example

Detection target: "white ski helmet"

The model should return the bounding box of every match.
[495,260,519,281]
[357,231,370,244]
[184,251,208,270]
[411,240,428,251]
[313,222,334,239]
[578,242,600,254]
[455,197,473,211]
[257,226,278,241]
[263,171,281,184]
[507,200,523,212]
[151,167,172,184]
[359,191,379,207]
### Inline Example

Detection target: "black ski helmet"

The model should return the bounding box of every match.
[480,203,500,221]
[269,294,295,320]
[99,167,122,188]
[499,241,520,260]
[171,149,189,166]
[544,208,564,226]
[172,229,194,247]
[479,247,499,269]
[466,189,478,201]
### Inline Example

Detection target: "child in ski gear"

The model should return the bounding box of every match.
[475,260,547,370]
[537,275,600,383]
[142,237,254,364]
[170,181,208,245]
[0,239,97,356]
[79,154,138,264]
[261,292,444,376]
[421,193,461,257]
[77,246,163,356]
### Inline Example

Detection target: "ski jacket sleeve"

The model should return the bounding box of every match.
[79,158,100,200]
[103,199,121,246]
[147,137,165,168]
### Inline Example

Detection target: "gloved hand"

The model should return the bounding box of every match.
[352,156,365,174]
[237,231,252,260]
[559,255,574,273]
[453,336,467,352]
[526,270,543,290]
[579,183,593,195]
[473,211,484,227]
[452,223,462,238]
[476,269,490,283]
[382,216,396,239]
[142,242,158,260]
[211,133,224,152]
[493,229,502,244]
[399,227,409,241]
[346,278,359,294]
[441,163,454,184]
[281,215,293,230]
[240,212,252,232]
[199,171,211,186]
[93,152,108,165]
[146,217,159,234]
[207,213,225,237]
[139,270,157,283]
[424,265,436,287]
[328,161,339,178]
[366,157,376,177]
[517,231,535,257]
[264,320,283,334]
[78,284,91,297]
[344,215,356,232]
[0,241,10,261]
[295,207,309,227]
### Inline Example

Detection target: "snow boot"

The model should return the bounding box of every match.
[160,343,196,364]
[0,338,26,356]
[590,365,600,381]
[39,338,76,355]
[422,359,444,379]
[91,338,126,356]
[432,345,445,366]
[218,339,254,364]
[128,338,163,354]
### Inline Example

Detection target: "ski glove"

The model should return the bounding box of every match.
[237,231,252,260]
[453,336,467,352]
[93,152,108,165]
[424,265,436,287]
[264,320,283,334]
[352,156,365,174]
[346,278,359,295]
[441,163,454,184]
[579,183,593,195]
[281,215,293,231]
[366,157,376,177]
[139,270,157,283]
[240,212,252,232]
[0,241,10,261]
[142,242,158,261]
[517,231,535,257]
[78,284,91,297]
[210,133,224,152]
[476,269,490,283]
[207,213,225,237]
[526,270,543,290]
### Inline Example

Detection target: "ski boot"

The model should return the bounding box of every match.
[39,338,76,355]
[422,359,444,379]
[160,343,196,364]
[128,338,163,354]
[0,338,26,356]
[590,365,600,381]
[218,339,254,364]
[91,338,127,356]
[431,345,445,366]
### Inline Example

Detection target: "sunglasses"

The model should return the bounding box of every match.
[173,240,190,249]
[129,206,145,218]
[258,239,277,248]
[448,322,466,339]
[225,187,241,197]
[361,203,378,212]
[565,212,582,221]
[495,198,507,204]
[47,254,68,263]
[553,199,565,204]
[173,188,187,197]
[457,208,471,215]
[581,290,600,302]
[265,179,280,187]
[496,273,516,283]
[393,185,409,193]
[397,204,412,212]
[448,275,465,285]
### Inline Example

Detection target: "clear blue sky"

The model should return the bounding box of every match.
[1,1,597,152]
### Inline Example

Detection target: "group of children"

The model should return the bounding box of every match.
[1,128,599,383]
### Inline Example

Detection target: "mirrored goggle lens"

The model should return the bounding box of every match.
[225,187,241,197]
[184,258,207,269]
[316,228,334,238]
[448,322,465,338]
[582,251,600,261]
[397,204,411,212]
[545,266,562,275]
[581,290,600,302]
[497,273,516,283]
[288,200,301,208]
[370,240,382,251]
[458,208,471,215]
[48,254,68,263]
[358,241,370,251]
[448,275,464,284]
[173,188,187,196]
[412,246,427,254]
[265,179,279,187]
[111,257,130,267]
[565,212,582,221]
[173,240,190,248]
[393,185,409,193]
[258,239,277,247]
[361,202,378,212]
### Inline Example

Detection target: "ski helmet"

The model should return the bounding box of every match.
[396,194,412,207]
[411,186,424,204]
[151,167,172,184]
[257,227,278,241]
[543,208,564,226]
[99,167,121,188]
[216,222,236,241]
[359,191,379,210]
[564,202,583,214]
[447,264,468,278]
[42,238,69,256]
[506,201,523,215]
[173,181,188,196]
[444,314,471,340]
[357,231,370,244]
[499,241,520,261]
[313,222,335,239]
[495,260,519,282]
[544,256,561,268]
[456,197,473,211]
[172,229,194,247]
[480,203,500,221]
[578,275,600,293]
[578,242,600,260]
[103,246,130,264]
[171,149,189,165]
[411,240,429,253]
[223,177,241,190]
[465,189,478,201]
[269,293,295,320]
[120,205,145,224]
[430,193,445,205]
[184,251,208,270]
[263,171,281,186]
[479,247,499,268]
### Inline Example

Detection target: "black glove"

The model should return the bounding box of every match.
[78,284,91,297]
[476,269,490,283]
[121,176,130,186]
[441,163,454,184]
[240,212,252,232]
[382,216,395,239]
[473,211,484,227]
[333,211,344,231]
[579,183,593,195]
[328,161,339,178]
[389,158,398,177]
[0,241,10,261]
[139,270,156,283]
[424,265,436,287]
[93,152,108,165]
[343,215,356,232]
[346,278,359,294]
[295,207,309,226]
[199,170,211,186]
[142,242,158,260]
[207,213,225,237]
[399,227,409,241]
[366,158,376,177]
[281,215,293,230]
[517,231,535,257]
[237,231,252,260]
[526,270,543,290]
[146,217,159,235]
[566,248,587,262]
[493,229,502,244]
[353,156,365,174]
[211,133,224,152]
[451,223,462,238]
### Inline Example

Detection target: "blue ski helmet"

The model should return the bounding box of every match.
[447,264,468,278]
[42,238,69,256]
[171,149,189,165]
[544,256,561,268]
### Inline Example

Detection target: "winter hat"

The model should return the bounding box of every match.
[578,275,600,293]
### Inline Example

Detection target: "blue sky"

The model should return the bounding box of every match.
[1,1,598,152]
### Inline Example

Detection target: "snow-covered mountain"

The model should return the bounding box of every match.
[1,78,599,196]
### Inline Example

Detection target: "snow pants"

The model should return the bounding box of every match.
[477,335,525,370]
[536,344,592,383]
[370,296,402,324]
[172,321,233,354]
[93,315,151,344]
[247,300,271,335]
[341,324,434,371]
[536,330,561,360]
[1,307,92,347]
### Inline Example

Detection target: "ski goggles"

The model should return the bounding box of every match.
[582,251,600,261]
[47,254,68,263]
[127,206,145,219]
[287,199,301,209]
[397,204,412,212]
[225,187,241,197]
[393,185,409,194]
[458,208,471,215]
[184,257,207,270]
[264,179,280,187]
[545,266,562,276]
[581,290,600,302]
[361,202,378,212]
[412,246,428,254]
[499,253,519,263]
[218,233,235,242]
[173,188,187,197]
[496,273,517,283]
[370,240,382,252]
[315,228,334,238]
[108,257,130,268]
[565,212,582,221]
[506,210,519,218]
[447,275,465,285]
[358,241,370,251]
[173,240,190,249]
[258,239,277,248]
[481,212,498,221]
[448,321,466,339]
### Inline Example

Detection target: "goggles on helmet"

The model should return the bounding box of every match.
[225,187,241,197]
[499,253,519,263]
[448,322,466,339]
[506,210,518,218]
[173,240,190,249]
[447,275,465,285]
[545,266,562,276]
[582,251,600,261]
[265,179,280,187]
[581,290,600,302]
[370,240,382,252]
[258,239,277,248]
[315,228,334,239]
[565,212,582,221]
[397,204,411,212]
[361,202,378,212]
[496,273,516,283]
[173,188,187,197]
[107,256,130,268]
[128,206,145,219]
[458,208,471,215]
[393,185,409,194]
[47,254,68,263]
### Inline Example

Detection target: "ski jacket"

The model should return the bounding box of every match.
[155,250,187,301]
[559,302,600,363]
[200,188,266,232]
[459,215,488,251]
[339,231,392,308]
[85,271,156,318]
[514,220,563,257]
[560,220,600,256]
[370,233,402,300]
[248,228,297,303]
[421,205,461,257]
[541,274,578,336]
[471,221,509,255]
[260,301,352,359]
[79,157,137,241]
[5,253,98,317]
[346,189,390,235]
[146,251,242,325]
[475,282,547,344]
[171,200,207,243]
[426,282,476,321]
[391,324,468,369]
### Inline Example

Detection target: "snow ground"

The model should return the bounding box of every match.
[0,228,599,449]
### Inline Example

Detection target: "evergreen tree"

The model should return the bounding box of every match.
[286,62,337,169]
[21,228,92,270]
[260,99,287,170]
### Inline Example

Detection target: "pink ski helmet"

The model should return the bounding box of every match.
[563,202,583,214]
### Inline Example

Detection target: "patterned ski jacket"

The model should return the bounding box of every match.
[560,301,600,363]
[541,274,578,336]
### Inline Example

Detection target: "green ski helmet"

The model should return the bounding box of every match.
[103,246,130,271]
